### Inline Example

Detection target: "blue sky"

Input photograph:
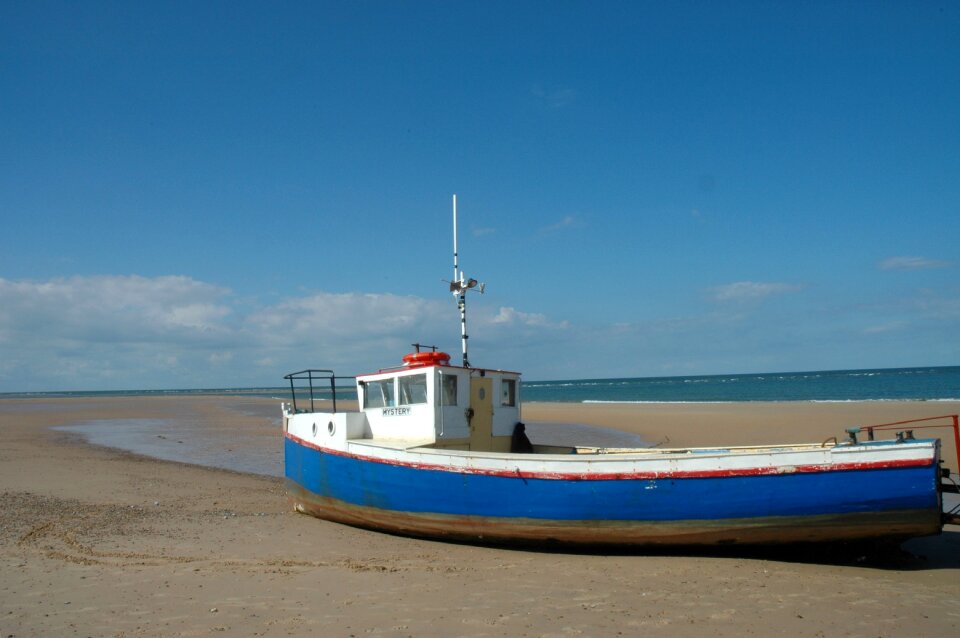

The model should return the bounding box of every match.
[1,1,958,391]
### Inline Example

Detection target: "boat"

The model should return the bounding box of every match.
[282,196,959,547]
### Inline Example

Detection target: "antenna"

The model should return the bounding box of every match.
[452,194,459,291]
[449,194,484,368]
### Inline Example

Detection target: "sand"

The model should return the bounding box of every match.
[2,396,959,637]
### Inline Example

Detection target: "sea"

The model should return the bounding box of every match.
[5,365,959,403]
[524,366,960,403]
[5,365,957,479]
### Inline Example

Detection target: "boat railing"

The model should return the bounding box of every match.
[850,413,959,450]
[283,369,356,414]
[849,414,960,497]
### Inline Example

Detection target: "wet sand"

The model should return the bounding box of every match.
[1,396,959,637]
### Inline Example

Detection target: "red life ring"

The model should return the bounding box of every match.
[402,351,451,367]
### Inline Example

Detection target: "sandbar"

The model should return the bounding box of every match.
[1,396,958,637]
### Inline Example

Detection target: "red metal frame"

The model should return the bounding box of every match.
[858,414,960,470]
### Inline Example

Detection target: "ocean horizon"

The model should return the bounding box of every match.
[3,365,958,403]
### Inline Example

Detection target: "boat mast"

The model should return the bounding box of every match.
[450,194,483,368]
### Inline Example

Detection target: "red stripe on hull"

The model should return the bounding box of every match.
[284,432,935,481]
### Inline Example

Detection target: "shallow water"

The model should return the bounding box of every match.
[54,407,649,477]
[55,403,284,477]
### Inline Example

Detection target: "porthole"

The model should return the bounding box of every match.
[327,420,336,435]
[311,422,317,436]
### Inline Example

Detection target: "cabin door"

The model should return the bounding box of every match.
[469,377,493,451]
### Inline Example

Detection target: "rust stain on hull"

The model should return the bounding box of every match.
[286,482,942,547]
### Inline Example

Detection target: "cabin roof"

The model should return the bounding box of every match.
[357,363,521,380]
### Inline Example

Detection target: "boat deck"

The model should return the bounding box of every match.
[573,442,842,455]
[345,437,860,457]
[349,438,437,451]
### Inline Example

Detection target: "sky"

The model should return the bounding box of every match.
[1,1,958,391]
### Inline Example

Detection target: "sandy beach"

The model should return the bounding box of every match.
[2,396,959,637]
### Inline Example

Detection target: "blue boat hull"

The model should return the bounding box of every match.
[284,437,943,545]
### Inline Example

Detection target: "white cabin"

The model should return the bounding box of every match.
[283,351,524,453]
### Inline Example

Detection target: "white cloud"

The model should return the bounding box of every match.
[0,275,239,390]
[531,85,576,108]
[2,273,955,391]
[0,276,571,391]
[0,275,232,343]
[489,306,559,328]
[246,292,449,343]
[863,321,907,334]
[708,281,803,302]
[540,215,581,234]
[208,351,234,365]
[879,256,950,270]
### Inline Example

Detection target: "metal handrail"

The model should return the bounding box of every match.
[856,414,959,452]
[849,414,960,479]
[283,369,355,413]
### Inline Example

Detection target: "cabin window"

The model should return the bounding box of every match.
[501,379,517,406]
[439,374,458,406]
[363,379,395,408]
[398,374,428,405]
